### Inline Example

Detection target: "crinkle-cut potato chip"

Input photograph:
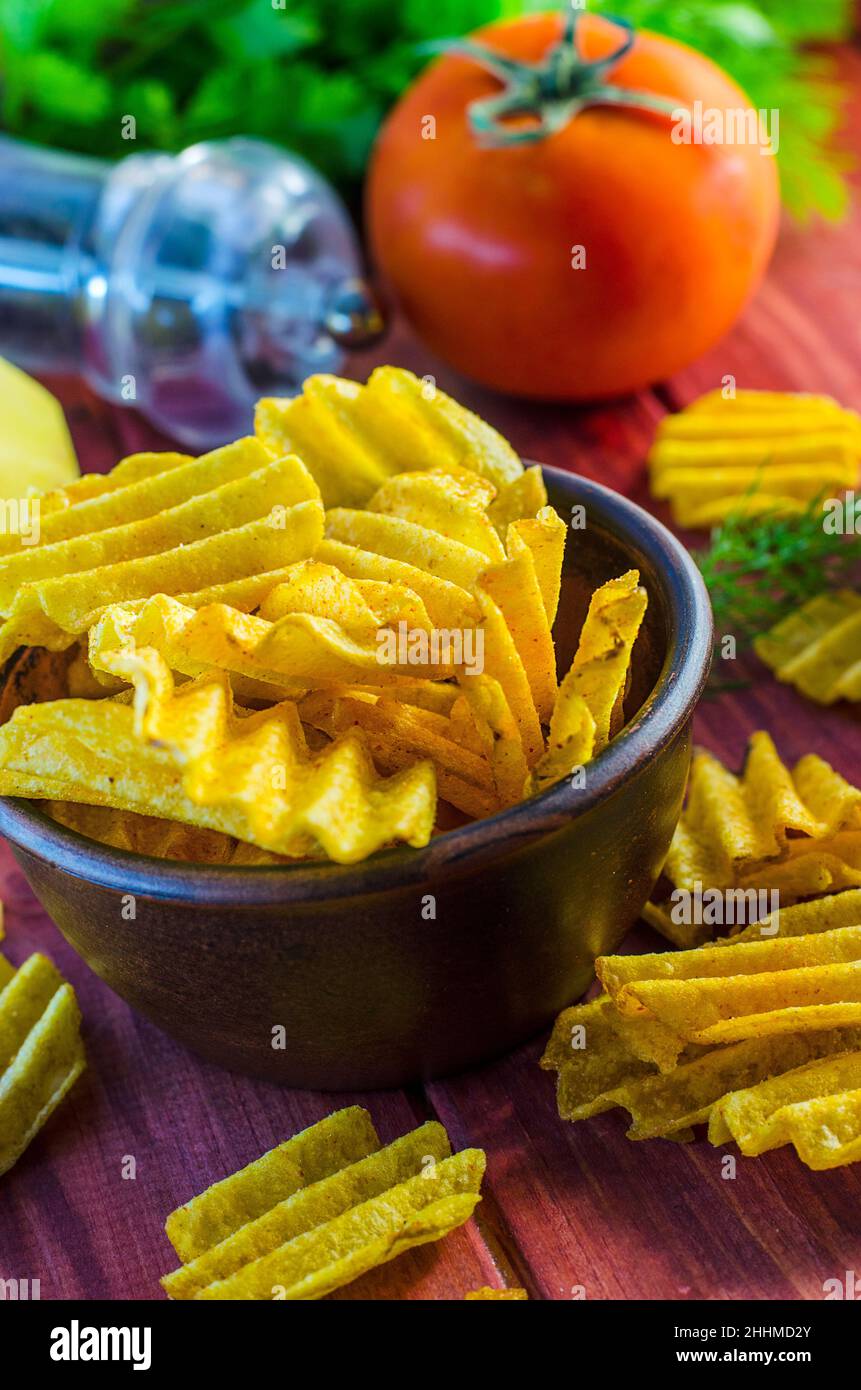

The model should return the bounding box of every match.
[368,468,504,562]
[465,1287,529,1300]
[0,673,437,864]
[602,1028,861,1141]
[90,585,452,703]
[165,1107,381,1264]
[660,733,861,897]
[164,1120,450,1299]
[195,1151,484,1301]
[0,952,85,1177]
[0,440,263,563]
[301,688,499,819]
[0,452,324,663]
[709,1051,861,1160]
[256,366,521,507]
[315,537,479,630]
[755,589,861,705]
[736,833,861,898]
[599,931,861,1046]
[0,444,291,610]
[506,506,566,627]
[474,588,544,767]
[47,801,237,863]
[531,571,646,792]
[488,466,547,537]
[325,506,490,593]
[648,389,861,527]
[721,889,861,946]
[23,450,192,526]
[561,569,646,753]
[479,535,557,723]
[540,995,689,1118]
[163,1107,484,1301]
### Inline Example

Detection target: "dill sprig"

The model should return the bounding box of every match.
[694,498,861,653]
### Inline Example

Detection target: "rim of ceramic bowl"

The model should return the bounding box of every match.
[0,466,713,902]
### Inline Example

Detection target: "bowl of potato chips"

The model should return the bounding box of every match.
[0,369,711,1087]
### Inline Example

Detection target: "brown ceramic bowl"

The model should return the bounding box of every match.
[0,468,711,1089]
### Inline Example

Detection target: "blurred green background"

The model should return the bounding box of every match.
[0,0,854,219]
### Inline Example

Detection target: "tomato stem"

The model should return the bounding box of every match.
[443,11,680,146]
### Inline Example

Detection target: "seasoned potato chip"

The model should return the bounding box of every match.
[721,889,861,946]
[600,929,861,1045]
[0,444,324,662]
[368,469,504,562]
[488,466,547,537]
[755,591,861,706]
[480,538,558,723]
[256,366,521,507]
[0,953,85,1178]
[610,1029,861,1140]
[506,506,566,627]
[303,690,498,819]
[165,1107,381,1263]
[163,1107,484,1301]
[164,1120,449,1298]
[649,390,861,527]
[465,1287,529,1300]
[536,570,646,786]
[0,676,437,864]
[195,1149,484,1300]
[660,734,861,900]
[709,1051,861,1163]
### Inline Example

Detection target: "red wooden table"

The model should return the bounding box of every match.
[2,54,861,1302]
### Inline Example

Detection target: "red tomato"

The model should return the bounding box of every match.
[367,12,780,400]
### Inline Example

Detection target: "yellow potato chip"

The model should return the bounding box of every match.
[47,801,237,863]
[256,366,521,507]
[316,537,479,630]
[479,539,558,723]
[164,1120,450,1299]
[474,588,544,767]
[367,468,504,562]
[0,501,324,664]
[465,1287,529,1300]
[0,954,85,1177]
[601,934,861,1046]
[547,570,646,757]
[609,1028,861,1140]
[488,466,547,536]
[649,390,861,526]
[305,691,498,819]
[661,733,859,895]
[325,508,489,593]
[721,888,861,946]
[165,1107,381,1263]
[194,1148,485,1300]
[0,675,437,864]
[755,590,861,704]
[359,366,522,490]
[709,1051,861,1163]
[505,506,566,627]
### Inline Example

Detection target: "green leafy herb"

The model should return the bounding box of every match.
[695,498,861,658]
[0,0,852,216]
